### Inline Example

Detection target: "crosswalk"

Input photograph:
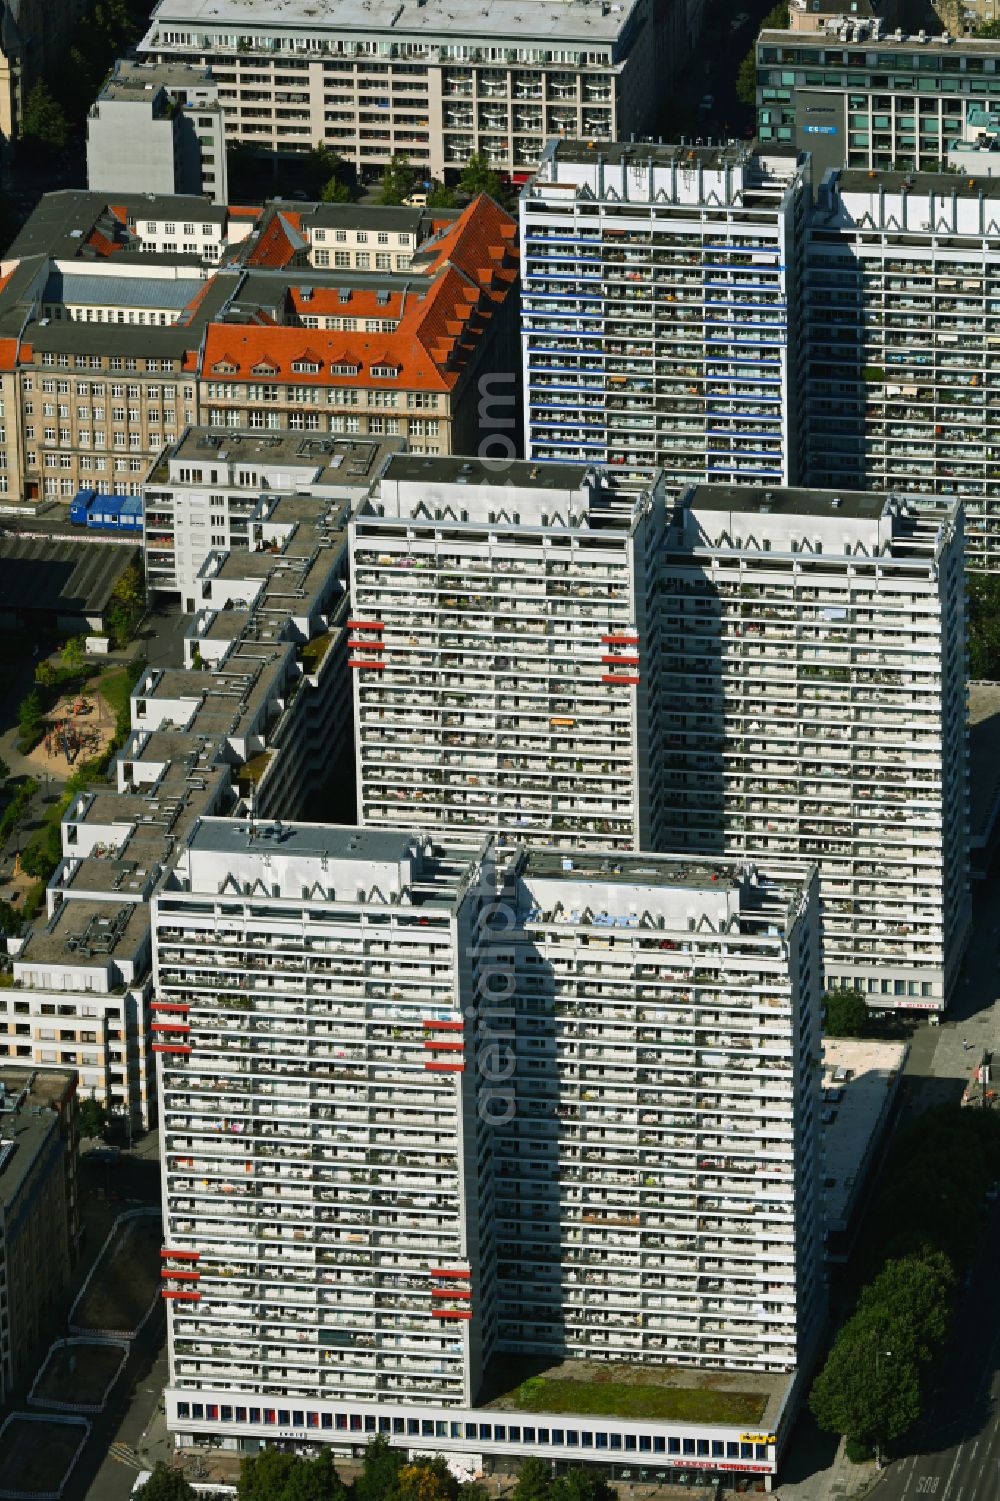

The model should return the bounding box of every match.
[108,1441,143,1470]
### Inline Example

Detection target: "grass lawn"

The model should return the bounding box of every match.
[512,1375,767,1425]
[96,665,138,723]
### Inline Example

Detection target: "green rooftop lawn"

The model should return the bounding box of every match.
[512,1376,767,1426]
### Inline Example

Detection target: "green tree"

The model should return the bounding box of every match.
[395,1458,459,1501]
[975,19,1000,37]
[238,1449,303,1501]
[513,1458,553,1501]
[284,1449,348,1501]
[458,151,506,204]
[810,1253,955,1454]
[78,1094,109,1140]
[549,1471,616,1501]
[62,636,86,674]
[426,178,457,209]
[18,688,43,741]
[968,573,1000,679]
[34,658,57,689]
[354,1435,407,1501]
[736,49,758,108]
[735,3,787,108]
[133,1461,197,1500]
[0,754,8,786]
[106,560,145,648]
[380,155,417,205]
[810,1310,922,1454]
[21,81,69,151]
[823,988,869,1037]
[320,174,353,203]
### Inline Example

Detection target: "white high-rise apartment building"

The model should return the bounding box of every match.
[495,848,824,1377]
[659,484,970,1009]
[806,168,1000,571]
[521,141,811,493]
[350,455,665,851]
[139,0,674,183]
[153,825,821,1489]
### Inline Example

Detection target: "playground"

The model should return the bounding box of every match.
[29,685,118,777]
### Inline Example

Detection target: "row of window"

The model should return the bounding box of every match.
[173,1404,770,1462]
[38,354,179,373]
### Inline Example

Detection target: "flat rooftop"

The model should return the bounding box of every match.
[838,167,1000,199]
[145,0,642,45]
[167,429,396,486]
[762,26,1000,55]
[821,1036,907,1238]
[381,455,593,490]
[187,816,421,864]
[479,1356,789,1430]
[0,1101,60,1212]
[520,849,751,892]
[684,483,886,521]
[19,898,149,965]
[553,140,761,169]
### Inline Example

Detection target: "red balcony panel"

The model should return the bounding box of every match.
[430,1268,470,1278]
[423,1039,464,1051]
[161,1249,200,1260]
[347,619,384,630]
[424,1062,465,1072]
[431,1308,472,1319]
[422,1019,464,1031]
[431,1287,471,1299]
[162,1289,201,1301]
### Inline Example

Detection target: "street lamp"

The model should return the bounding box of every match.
[874,1348,892,1470]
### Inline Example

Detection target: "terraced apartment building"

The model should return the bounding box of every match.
[659,483,970,1008]
[520,141,810,493]
[139,0,693,183]
[805,167,1000,569]
[350,454,666,850]
[153,836,820,1490]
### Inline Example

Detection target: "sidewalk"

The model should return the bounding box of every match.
[774,1436,878,1501]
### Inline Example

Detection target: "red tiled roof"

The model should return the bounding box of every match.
[84,229,120,257]
[228,205,263,218]
[247,210,306,269]
[0,337,19,370]
[199,195,518,391]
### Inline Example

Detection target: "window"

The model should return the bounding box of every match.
[357,230,368,244]
[355,252,371,269]
[377,231,389,244]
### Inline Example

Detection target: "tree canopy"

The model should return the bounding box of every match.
[134,1462,198,1500]
[380,155,417,206]
[968,573,1000,679]
[21,82,69,151]
[823,988,869,1038]
[810,1253,955,1452]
